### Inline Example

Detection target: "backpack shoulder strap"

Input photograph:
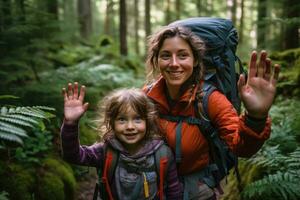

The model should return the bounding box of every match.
[154,144,170,200]
[97,144,119,200]
[198,82,218,121]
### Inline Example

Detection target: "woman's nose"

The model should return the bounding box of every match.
[170,55,179,67]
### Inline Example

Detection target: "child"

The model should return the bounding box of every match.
[60,82,183,200]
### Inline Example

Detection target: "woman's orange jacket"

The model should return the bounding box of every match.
[145,77,271,175]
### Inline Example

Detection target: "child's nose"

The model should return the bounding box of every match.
[126,120,135,129]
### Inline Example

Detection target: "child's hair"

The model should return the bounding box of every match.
[97,88,163,141]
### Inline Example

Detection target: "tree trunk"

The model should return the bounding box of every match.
[230,0,237,26]
[15,0,25,23]
[239,0,245,44]
[78,0,92,40]
[196,0,202,16]
[257,0,267,50]
[145,0,151,37]
[165,0,171,24]
[175,0,180,19]
[119,0,128,56]
[134,0,140,55]
[47,0,58,20]
[104,0,114,35]
[1,0,12,29]
[283,0,300,49]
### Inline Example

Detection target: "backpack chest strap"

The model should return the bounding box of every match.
[160,114,203,163]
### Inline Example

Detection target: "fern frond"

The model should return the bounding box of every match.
[0,95,19,100]
[13,107,47,118]
[0,122,28,137]
[242,171,300,200]
[0,132,23,144]
[1,114,39,124]
[0,116,35,128]
[0,104,55,146]
[285,148,300,169]
[32,106,56,111]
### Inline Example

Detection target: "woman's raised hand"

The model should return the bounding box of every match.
[237,50,280,119]
[62,82,89,125]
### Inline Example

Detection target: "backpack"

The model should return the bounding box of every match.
[169,17,245,113]
[161,17,244,187]
[93,143,171,200]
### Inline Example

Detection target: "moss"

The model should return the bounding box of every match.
[41,158,77,200]
[37,172,65,200]
[79,120,99,145]
[221,160,264,200]
[0,163,35,200]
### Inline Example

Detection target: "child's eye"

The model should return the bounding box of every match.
[134,116,143,123]
[116,117,126,122]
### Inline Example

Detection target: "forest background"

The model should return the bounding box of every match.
[0,0,299,200]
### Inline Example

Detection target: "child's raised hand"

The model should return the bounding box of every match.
[62,82,89,125]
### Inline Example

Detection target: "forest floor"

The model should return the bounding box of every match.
[75,169,98,200]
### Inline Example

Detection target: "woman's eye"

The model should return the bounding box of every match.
[160,54,170,60]
[178,53,188,59]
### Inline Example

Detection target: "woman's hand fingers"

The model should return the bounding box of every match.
[257,50,267,78]
[247,51,257,83]
[272,64,280,86]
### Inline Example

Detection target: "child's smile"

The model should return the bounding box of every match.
[114,105,146,154]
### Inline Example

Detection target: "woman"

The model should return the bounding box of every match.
[144,25,280,199]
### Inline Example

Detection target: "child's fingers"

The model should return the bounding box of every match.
[68,83,73,99]
[62,88,68,101]
[83,102,89,112]
[78,85,86,102]
[73,82,79,99]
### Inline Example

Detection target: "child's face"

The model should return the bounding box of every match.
[114,105,146,154]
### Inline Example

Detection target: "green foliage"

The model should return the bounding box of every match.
[0,191,9,200]
[37,172,65,200]
[0,98,55,146]
[41,158,77,200]
[240,98,300,200]
[14,129,53,165]
[0,163,35,200]
[242,149,300,200]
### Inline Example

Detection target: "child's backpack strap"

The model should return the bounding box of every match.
[95,144,119,200]
[154,144,171,200]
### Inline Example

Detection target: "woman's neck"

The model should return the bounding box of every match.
[166,84,180,100]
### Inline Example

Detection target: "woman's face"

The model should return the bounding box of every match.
[158,36,194,96]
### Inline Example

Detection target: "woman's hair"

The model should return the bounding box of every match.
[146,25,206,85]
[96,88,162,141]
